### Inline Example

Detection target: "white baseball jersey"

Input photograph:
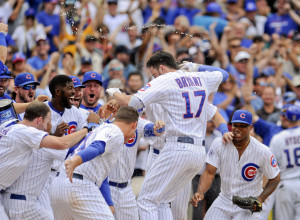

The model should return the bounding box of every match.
[0,120,47,190]
[206,137,280,198]
[64,123,124,187]
[270,126,300,180]
[109,118,153,183]
[134,70,222,139]
[46,101,87,169]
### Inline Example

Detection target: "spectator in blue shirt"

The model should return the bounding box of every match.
[264,0,298,36]
[36,0,60,53]
[27,35,50,82]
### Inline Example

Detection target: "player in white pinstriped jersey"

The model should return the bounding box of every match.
[0,102,89,220]
[191,110,281,220]
[50,106,139,220]
[107,51,233,219]
[269,105,300,220]
[145,103,225,220]
[109,117,165,220]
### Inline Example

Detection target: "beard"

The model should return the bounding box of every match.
[61,90,72,109]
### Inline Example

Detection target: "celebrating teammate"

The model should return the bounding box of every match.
[50,106,139,220]
[191,110,281,220]
[0,102,90,220]
[107,51,233,219]
[270,105,300,220]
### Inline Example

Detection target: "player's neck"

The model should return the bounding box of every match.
[51,98,65,112]
[233,137,250,150]
[82,100,97,108]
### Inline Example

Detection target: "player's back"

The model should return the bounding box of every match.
[270,126,300,180]
[139,70,222,139]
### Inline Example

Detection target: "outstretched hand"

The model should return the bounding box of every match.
[153,120,165,136]
[65,155,82,183]
[190,192,204,207]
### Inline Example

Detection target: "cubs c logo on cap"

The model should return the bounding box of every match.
[26,74,31,79]
[91,73,96,78]
[240,113,246,119]
[126,130,138,147]
[270,155,277,167]
[241,163,259,181]
[72,78,77,83]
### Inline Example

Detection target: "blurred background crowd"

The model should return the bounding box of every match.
[0,0,299,219]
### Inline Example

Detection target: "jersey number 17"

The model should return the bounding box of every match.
[182,90,206,119]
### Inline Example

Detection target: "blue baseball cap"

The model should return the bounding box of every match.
[82,71,102,85]
[206,3,223,14]
[0,64,13,79]
[69,76,85,88]
[245,2,257,12]
[231,110,252,125]
[25,8,35,17]
[286,105,300,121]
[15,73,40,86]
[227,0,237,3]
[261,67,275,76]
[281,104,293,116]
[12,52,26,64]
[283,92,296,103]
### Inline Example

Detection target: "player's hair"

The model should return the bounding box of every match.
[24,102,50,121]
[128,71,143,81]
[146,51,179,70]
[49,75,73,97]
[115,106,139,124]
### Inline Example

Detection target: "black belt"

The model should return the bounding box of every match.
[153,148,160,154]
[109,181,128,188]
[56,172,83,180]
[10,194,26,200]
[0,189,5,194]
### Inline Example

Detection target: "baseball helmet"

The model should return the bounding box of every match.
[285,105,300,121]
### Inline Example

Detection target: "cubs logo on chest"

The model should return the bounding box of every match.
[65,121,77,135]
[126,130,138,147]
[241,163,260,181]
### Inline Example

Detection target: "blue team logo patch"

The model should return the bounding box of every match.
[66,121,77,135]
[139,83,151,92]
[241,163,260,181]
[270,155,277,167]
[126,130,138,147]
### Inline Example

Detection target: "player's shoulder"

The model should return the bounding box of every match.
[250,137,270,152]
[211,137,224,148]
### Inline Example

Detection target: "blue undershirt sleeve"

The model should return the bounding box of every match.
[100,177,114,206]
[198,65,229,82]
[77,141,106,163]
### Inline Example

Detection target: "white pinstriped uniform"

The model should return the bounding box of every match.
[270,126,300,220]
[38,101,87,217]
[109,118,156,220]
[204,137,280,220]
[0,120,47,220]
[133,70,223,220]
[50,123,124,220]
[145,103,217,220]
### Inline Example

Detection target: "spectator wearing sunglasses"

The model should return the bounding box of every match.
[102,59,125,90]
[0,64,13,100]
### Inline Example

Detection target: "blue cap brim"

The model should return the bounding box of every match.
[18,81,40,86]
[231,120,252,125]
[74,85,86,88]
[0,76,13,79]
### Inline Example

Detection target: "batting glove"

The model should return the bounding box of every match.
[179,61,202,72]
[106,88,122,97]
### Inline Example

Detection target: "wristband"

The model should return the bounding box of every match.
[218,123,229,135]
[0,33,6,47]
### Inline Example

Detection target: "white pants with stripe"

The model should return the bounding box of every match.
[111,184,138,220]
[138,142,205,220]
[0,194,9,220]
[3,193,53,220]
[204,194,260,220]
[49,173,114,220]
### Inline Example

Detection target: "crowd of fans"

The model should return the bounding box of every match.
[0,0,300,218]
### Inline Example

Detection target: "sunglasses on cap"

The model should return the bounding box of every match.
[109,67,123,71]
[18,85,37,90]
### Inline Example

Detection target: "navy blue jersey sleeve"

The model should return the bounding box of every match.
[100,177,114,206]
[254,118,282,146]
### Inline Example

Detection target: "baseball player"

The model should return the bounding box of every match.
[191,110,281,220]
[109,117,165,220]
[0,101,89,220]
[50,106,139,220]
[107,51,233,219]
[80,71,103,112]
[269,105,300,220]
